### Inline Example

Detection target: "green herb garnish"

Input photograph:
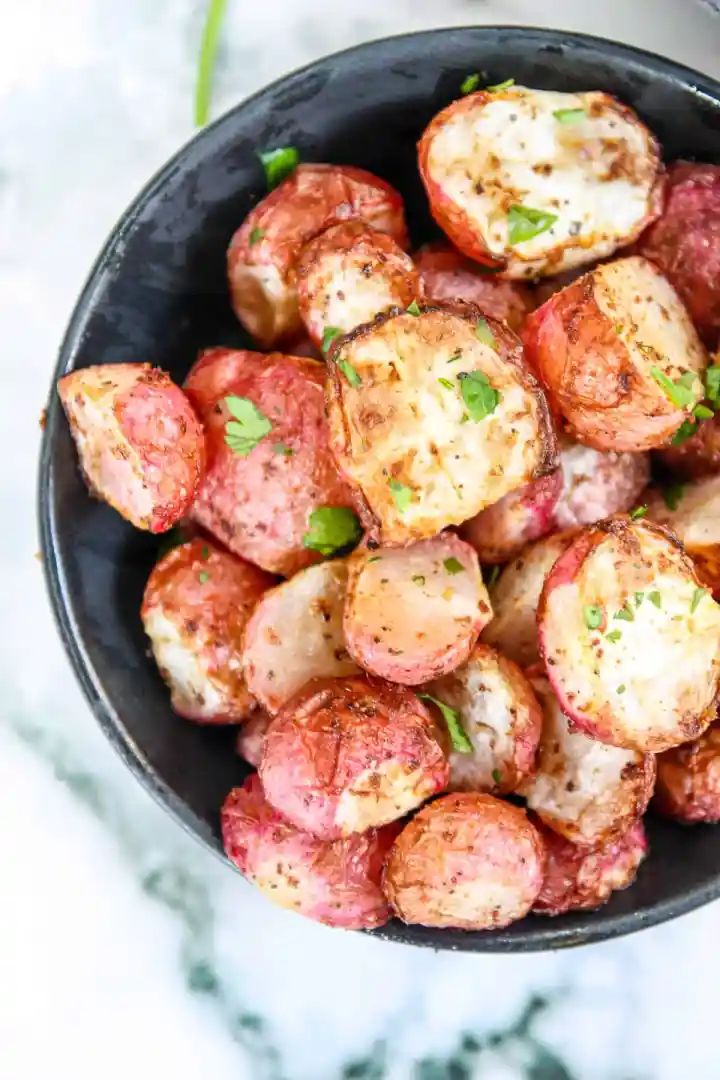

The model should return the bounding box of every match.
[691,587,709,614]
[617,684,626,695]
[273,443,293,457]
[259,146,299,190]
[321,325,342,356]
[443,557,464,575]
[553,107,586,123]
[486,565,501,589]
[198,571,210,584]
[458,371,501,421]
[389,480,413,513]
[437,377,455,390]
[671,420,699,446]
[249,226,265,246]
[650,367,698,408]
[649,591,662,609]
[491,768,503,785]
[705,365,720,407]
[629,505,648,520]
[634,592,645,607]
[614,604,635,622]
[406,300,422,317]
[606,629,622,643]
[338,359,362,387]
[662,483,685,511]
[583,605,603,630]
[418,694,473,754]
[194,0,228,127]
[475,318,497,350]
[694,403,714,420]
[460,73,481,95]
[200,545,210,560]
[224,395,272,456]
[507,205,558,245]
[302,506,362,556]
[487,78,515,92]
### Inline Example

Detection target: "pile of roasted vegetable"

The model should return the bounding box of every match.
[58,82,720,932]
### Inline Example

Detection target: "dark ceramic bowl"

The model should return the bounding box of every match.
[39,27,720,950]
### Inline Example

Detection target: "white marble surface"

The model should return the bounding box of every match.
[3,2,720,1077]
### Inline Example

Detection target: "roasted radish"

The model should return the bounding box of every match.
[259,676,448,839]
[646,476,720,594]
[523,256,708,452]
[58,363,204,533]
[423,643,542,794]
[326,302,557,544]
[243,558,359,713]
[141,539,274,723]
[227,164,408,346]
[654,722,720,823]
[521,673,655,846]
[413,241,533,330]
[383,793,545,930]
[418,86,661,279]
[461,470,562,564]
[296,221,419,348]
[343,534,490,685]
[184,347,360,576]
[538,516,720,752]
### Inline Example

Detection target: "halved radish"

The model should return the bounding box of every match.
[343,534,490,685]
[538,516,720,752]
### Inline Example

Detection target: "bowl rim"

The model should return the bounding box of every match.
[38,24,720,952]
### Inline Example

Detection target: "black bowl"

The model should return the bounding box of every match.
[39,27,720,951]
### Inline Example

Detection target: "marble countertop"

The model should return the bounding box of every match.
[3,2,720,1077]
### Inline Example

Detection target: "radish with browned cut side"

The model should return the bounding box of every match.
[58,363,205,533]
[243,558,359,713]
[343,534,490,685]
[423,643,542,794]
[538,516,720,752]
[481,530,578,667]
[418,87,662,279]
[259,675,448,839]
[296,221,419,348]
[646,476,720,595]
[533,820,647,916]
[327,302,557,544]
[521,673,655,846]
[228,164,408,346]
[524,256,708,452]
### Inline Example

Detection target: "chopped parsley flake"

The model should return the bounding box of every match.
[460,73,480,95]
[437,377,455,390]
[224,395,272,456]
[695,403,714,420]
[662,483,685,511]
[605,629,622,643]
[458,370,501,421]
[418,693,473,753]
[629,505,648,520]
[249,226,265,246]
[443,557,464,575]
[617,684,626,695]
[553,107,586,123]
[507,204,558,245]
[302,506,362,556]
[671,420,699,446]
[406,300,422,317]
[650,367,698,408]
[475,318,497,350]
[337,358,362,387]
[487,78,515,92]
[491,768,502,785]
[614,604,635,622]
[200,545,210,560]
[648,591,662,609]
[389,480,413,513]
[634,592,645,607]
[691,587,709,614]
[321,325,342,356]
[272,443,293,456]
[583,605,603,630]
[258,146,299,190]
[198,571,210,584]
[705,365,720,407]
